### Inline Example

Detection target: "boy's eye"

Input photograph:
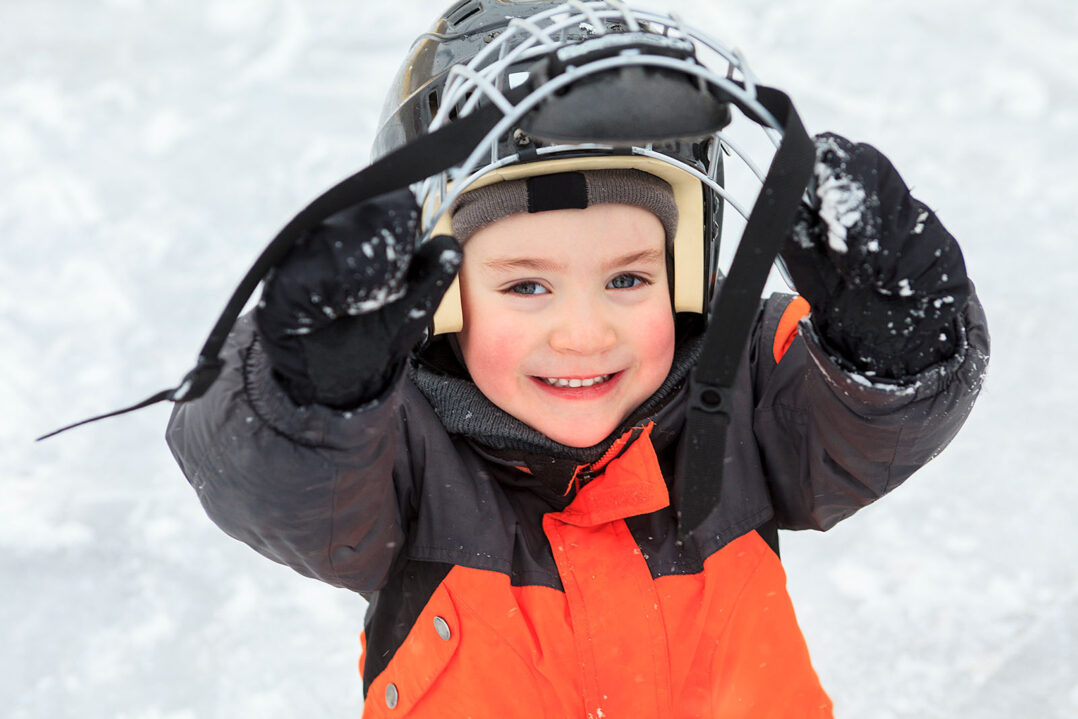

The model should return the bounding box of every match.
[507,281,549,296]
[607,274,647,290]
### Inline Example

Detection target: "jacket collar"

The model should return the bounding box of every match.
[550,422,670,526]
[462,390,686,505]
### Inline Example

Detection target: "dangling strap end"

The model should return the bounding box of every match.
[35,355,224,442]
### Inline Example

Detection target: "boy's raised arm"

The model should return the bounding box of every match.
[166,190,461,592]
[755,133,990,530]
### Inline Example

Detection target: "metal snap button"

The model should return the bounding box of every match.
[433,615,451,641]
[385,682,399,709]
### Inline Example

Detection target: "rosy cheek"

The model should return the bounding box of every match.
[634,308,676,380]
[459,317,527,392]
[640,304,676,349]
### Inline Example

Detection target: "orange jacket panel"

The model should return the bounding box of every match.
[361,427,831,718]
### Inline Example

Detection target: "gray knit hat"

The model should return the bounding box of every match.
[449,169,678,245]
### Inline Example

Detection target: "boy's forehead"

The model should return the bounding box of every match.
[463,205,668,269]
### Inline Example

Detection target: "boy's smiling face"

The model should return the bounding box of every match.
[457,203,676,448]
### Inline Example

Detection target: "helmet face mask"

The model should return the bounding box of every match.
[373,1,787,335]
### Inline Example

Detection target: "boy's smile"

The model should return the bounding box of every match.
[457,203,676,448]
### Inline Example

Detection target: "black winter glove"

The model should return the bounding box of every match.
[779,133,970,379]
[256,188,462,408]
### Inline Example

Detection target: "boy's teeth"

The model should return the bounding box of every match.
[542,374,612,388]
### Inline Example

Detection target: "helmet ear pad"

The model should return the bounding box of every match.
[428,156,707,335]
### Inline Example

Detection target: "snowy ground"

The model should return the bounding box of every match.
[3,1,1076,717]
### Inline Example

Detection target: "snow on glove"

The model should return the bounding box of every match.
[779,132,969,379]
[256,187,462,408]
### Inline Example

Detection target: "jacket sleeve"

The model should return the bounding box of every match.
[751,282,990,531]
[165,314,432,593]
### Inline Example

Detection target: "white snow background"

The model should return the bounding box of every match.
[3,1,1076,717]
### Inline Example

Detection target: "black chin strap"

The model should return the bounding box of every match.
[39,84,812,558]
[675,86,814,540]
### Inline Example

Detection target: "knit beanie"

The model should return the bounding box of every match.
[449,169,678,245]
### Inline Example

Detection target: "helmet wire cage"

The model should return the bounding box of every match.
[414,1,785,257]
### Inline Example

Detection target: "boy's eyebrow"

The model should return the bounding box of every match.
[482,256,566,273]
[603,248,665,270]
[482,248,665,274]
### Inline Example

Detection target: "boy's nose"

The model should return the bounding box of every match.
[548,305,617,355]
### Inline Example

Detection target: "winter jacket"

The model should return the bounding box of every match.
[166,288,989,718]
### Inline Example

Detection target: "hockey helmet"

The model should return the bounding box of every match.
[373,0,789,334]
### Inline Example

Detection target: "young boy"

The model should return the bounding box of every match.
[166,3,989,717]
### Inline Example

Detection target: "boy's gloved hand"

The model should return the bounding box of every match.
[779,133,969,379]
[256,188,462,408]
